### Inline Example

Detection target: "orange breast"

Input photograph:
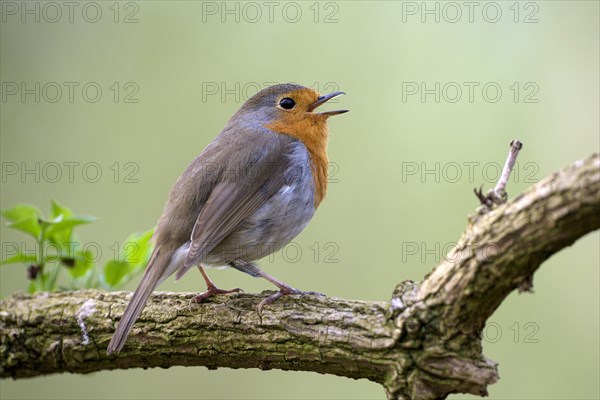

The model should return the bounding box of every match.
[265,118,329,207]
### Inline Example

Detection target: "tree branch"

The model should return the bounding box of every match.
[1,153,599,400]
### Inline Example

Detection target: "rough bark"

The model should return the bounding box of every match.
[1,153,599,400]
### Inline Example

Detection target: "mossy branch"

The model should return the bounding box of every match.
[1,153,598,400]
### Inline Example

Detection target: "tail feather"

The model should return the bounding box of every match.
[107,249,168,354]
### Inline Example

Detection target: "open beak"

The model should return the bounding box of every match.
[307,91,349,116]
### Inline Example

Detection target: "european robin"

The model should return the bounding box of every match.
[107,83,348,354]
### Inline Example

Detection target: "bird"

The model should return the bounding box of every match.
[106,83,348,354]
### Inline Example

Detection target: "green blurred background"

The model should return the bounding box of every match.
[1,1,598,399]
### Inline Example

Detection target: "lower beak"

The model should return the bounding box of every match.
[308,91,349,116]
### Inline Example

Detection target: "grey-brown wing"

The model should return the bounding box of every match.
[175,158,287,279]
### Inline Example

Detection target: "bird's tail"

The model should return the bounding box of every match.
[107,248,169,354]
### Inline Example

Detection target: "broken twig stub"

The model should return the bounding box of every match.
[474,140,523,209]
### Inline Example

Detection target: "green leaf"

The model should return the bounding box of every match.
[1,253,37,265]
[1,204,41,223]
[103,260,134,288]
[45,200,96,247]
[49,200,73,221]
[1,204,42,239]
[52,215,96,230]
[67,249,94,278]
[6,217,42,239]
[100,228,154,290]
[122,228,154,266]
[46,215,97,245]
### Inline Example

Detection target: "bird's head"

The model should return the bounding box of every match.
[236,83,348,142]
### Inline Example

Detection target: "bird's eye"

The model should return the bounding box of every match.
[279,98,296,110]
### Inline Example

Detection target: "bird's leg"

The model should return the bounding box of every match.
[228,260,261,277]
[231,259,324,314]
[192,265,243,303]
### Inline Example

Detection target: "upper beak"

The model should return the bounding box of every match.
[307,91,349,116]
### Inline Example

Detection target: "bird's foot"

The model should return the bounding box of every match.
[257,287,324,315]
[192,284,243,303]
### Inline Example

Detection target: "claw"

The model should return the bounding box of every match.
[257,288,324,315]
[191,285,243,304]
[191,265,243,308]
[474,185,488,204]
